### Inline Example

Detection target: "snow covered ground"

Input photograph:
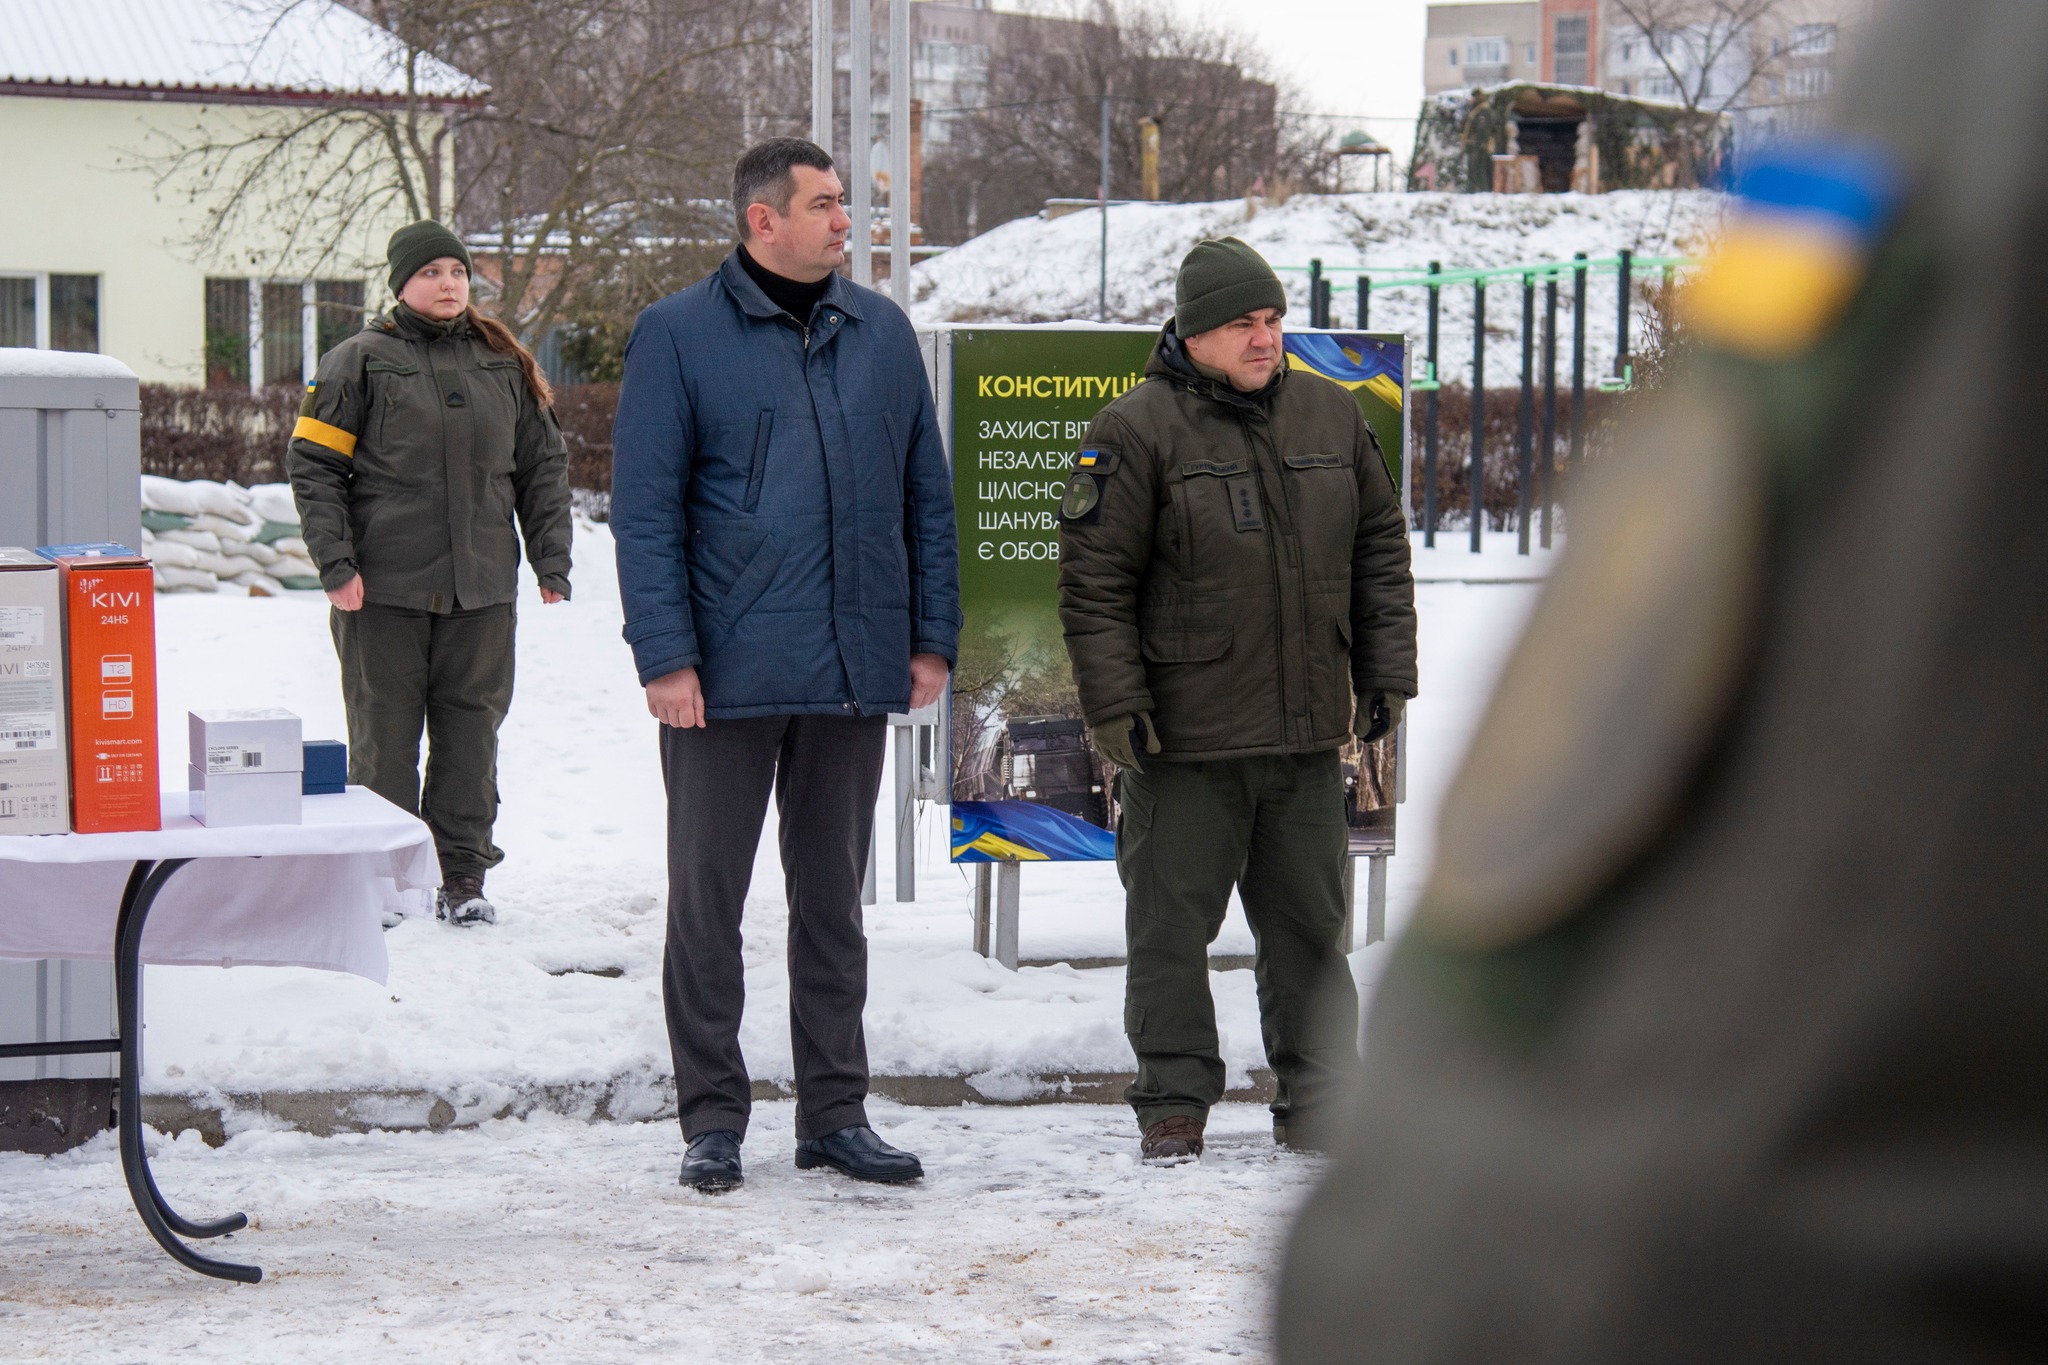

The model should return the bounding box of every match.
[910,190,1725,387]
[121,520,1543,1123]
[0,1102,1315,1362]
[2,520,1546,1360]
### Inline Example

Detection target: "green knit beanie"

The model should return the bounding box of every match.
[1174,237,1286,338]
[386,220,471,295]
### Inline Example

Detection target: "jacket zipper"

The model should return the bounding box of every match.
[1242,410,1292,748]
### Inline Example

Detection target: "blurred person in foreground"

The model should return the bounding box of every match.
[1279,4,2048,1359]
[290,221,572,928]
[611,139,960,1192]
[1057,238,1416,1164]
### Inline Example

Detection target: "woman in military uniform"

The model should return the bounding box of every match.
[288,220,572,926]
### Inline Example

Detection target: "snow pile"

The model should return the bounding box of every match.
[140,474,321,595]
[910,190,1726,385]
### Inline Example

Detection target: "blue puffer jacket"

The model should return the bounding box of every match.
[611,251,961,716]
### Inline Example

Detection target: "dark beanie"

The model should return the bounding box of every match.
[386,220,471,295]
[1174,237,1286,338]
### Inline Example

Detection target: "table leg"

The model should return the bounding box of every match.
[113,857,261,1284]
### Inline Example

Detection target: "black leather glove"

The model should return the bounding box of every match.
[1092,710,1161,772]
[1356,691,1407,745]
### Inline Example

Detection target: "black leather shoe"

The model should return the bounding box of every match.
[794,1124,924,1184]
[680,1129,743,1192]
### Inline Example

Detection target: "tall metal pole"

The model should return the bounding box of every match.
[888,0,910,308]
[1357,274,1370,329]
[1516,274,1534,556]
[1569,251,1588,477]
[1615,246,1633,379]
[811,0,833,154]
[1308,258,1323,327]
[1098,89,1110,322]
[1541,273,1559,549]
[1423,260,1440,547]
[850,0,873,285]
[1469,277,1485,553]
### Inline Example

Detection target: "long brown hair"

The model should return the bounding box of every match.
[464,306,554,411]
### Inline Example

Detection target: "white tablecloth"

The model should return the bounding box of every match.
[0,788,437,983]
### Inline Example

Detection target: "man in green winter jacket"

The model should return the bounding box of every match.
[1056,237,1417,1162]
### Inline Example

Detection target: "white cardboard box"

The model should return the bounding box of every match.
[188,764,302,827]
[0,548,71,834]
[189,708,303,777]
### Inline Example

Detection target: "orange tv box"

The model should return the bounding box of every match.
[41,545,159,834]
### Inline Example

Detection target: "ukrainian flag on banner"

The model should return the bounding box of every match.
[1284,333,1405,410]
[951,801,1117,863]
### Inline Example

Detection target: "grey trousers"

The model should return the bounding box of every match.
[659,713,887,1142]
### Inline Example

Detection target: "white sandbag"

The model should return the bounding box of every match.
[272,553,320,580]
[146,539,201,570]
[238,540,281,566]
[187,481,260,525]
[155,565,219,592]
[247,484,301,526]
[231,570,287,597]
[140,475,204,517]
[272,536,309,557]
[154,528,221,554]
[191,512,260,539]
[202,554,264,579]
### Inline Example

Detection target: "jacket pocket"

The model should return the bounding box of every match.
[1140,628,1232,663]
[713,532,788,635]
[745,409,773,513]
[363,358,422,458]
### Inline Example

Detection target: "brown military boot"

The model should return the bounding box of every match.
[1140,1114,1205,1166]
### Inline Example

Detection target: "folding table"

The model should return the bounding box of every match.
[0,788,436,1282]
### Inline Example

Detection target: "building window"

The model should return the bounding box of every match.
[207,277,368,390]
[315,280,365,358]
[0,273,99,352]
[1786,66,1832,100]
[1526,43,1538,64]
[1554,15,1590,84]
[1449,47,1459,67]
[0,277,33,348]
[1643,71,1678,98]
[1465,37,1507,67]
[205,278,250,388]
[1788,23,1835,56]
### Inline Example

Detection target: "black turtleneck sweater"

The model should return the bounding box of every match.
[738,245,833,324]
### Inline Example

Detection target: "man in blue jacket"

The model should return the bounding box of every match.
[612,138,961,1192]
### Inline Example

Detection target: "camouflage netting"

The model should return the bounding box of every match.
[1410,84,1730,194]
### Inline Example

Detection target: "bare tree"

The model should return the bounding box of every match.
[1605,0,1807,162]
[920,0,1329,245]
[147,0,810,349]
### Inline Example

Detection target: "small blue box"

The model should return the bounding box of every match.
[36,542,137,560]
[303,739,347,795]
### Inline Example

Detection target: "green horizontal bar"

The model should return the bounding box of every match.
[1276,255,1703,289]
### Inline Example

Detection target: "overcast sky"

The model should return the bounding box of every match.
[1184,0,1432,158]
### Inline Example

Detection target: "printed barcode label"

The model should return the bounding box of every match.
[0,606,45,647]
[0,712,56,751]
[207,744,267,773]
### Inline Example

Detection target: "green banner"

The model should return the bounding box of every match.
[948,326,1407,862]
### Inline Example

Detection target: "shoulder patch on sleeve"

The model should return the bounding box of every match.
[1059,470,1103,524]
[1074,447,1120,475]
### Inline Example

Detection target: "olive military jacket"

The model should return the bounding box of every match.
[288,305,572,613]
[1056,326,1416,760]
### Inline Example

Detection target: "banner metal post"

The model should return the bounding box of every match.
[1469,277,1485,553]
[850,0,873,285]
[1517,273,1535,555]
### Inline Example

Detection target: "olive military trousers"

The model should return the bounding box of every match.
[331,602,515,883]
[1116,751,1359,1138]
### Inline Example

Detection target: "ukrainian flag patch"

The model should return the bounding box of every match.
[1687,141,1904,359]
[1078,450,1101,468]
